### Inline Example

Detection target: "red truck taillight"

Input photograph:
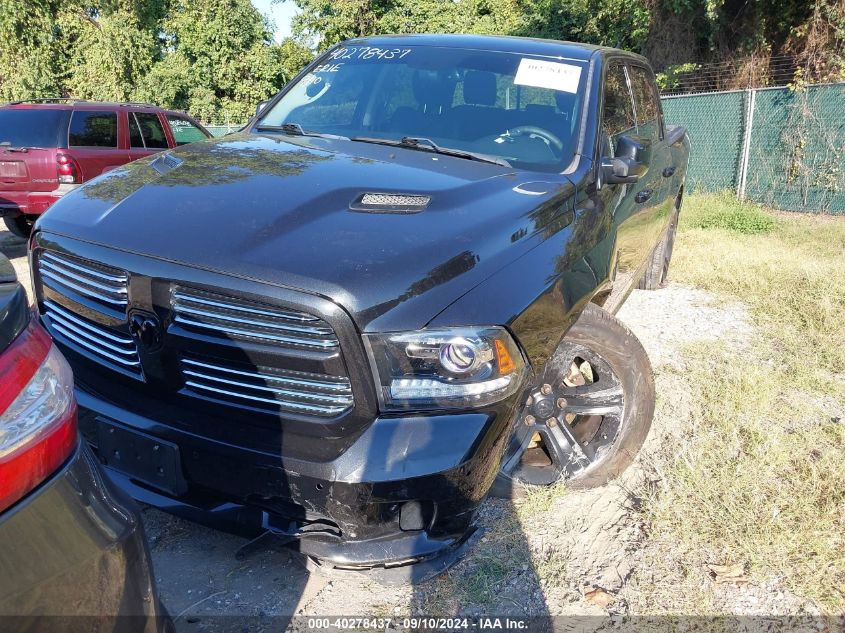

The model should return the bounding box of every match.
[56,153,81,184]
[0,321,77,512]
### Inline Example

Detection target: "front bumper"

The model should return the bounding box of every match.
[76,384,522,575]
[0,440,171,631]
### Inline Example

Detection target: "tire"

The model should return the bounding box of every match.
[638,204,679,290]
[492,303,655,495]
[561,304,655,489]
[3,214,33,240]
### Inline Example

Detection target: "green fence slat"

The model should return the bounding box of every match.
[744,84,845,213]
[661,83,845,214]
[662,90,747,194]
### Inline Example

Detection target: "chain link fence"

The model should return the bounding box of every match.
[205,124,241,137]
[662,82,845,214]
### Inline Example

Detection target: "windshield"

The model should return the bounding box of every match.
[258,45,589,172]
[0,109,70,148]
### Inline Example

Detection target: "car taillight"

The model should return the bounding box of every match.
[56,153,81,184]
[0,320,77,512]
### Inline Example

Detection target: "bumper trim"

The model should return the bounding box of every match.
[104,465,472,572]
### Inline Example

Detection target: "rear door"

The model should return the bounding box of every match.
[127,111,170,160]
[0,108,70,194]
[66,109,127,181]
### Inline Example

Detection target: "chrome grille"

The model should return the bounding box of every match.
[39,251,128,308]
[43,300,141,374]
[181,357,353,417]
[171,287,339,350]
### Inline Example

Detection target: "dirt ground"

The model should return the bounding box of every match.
[1,224,801,629]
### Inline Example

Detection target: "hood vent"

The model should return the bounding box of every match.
[150,152,183,175]
[350,192,430,214]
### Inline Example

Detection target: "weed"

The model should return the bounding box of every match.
[641,194,845,612]
[684,192,778,234]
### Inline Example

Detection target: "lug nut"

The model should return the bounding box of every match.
[557,397,568,409]
[541,383,553,395]
[546,417,558,427]
[524,415,536,426]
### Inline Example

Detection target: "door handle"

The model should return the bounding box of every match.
[662,166,676,178]
[635,189,653,204]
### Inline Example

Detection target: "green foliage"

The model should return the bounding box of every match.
[655,63,699,90]
[1,0,841,122]
[291,0,650,52]
[685,193,778,234]
[0,0,314,122]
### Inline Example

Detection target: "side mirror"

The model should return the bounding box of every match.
[601,135,649,185]
[255,100,270,117]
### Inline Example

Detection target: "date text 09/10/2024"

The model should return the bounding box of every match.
[306,618,531,630]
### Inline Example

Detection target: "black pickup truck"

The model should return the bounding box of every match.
[30,34,688,579]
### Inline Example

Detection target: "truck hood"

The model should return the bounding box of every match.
[36,133,576,331]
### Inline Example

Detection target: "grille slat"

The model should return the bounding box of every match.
[172,292,318,322]
[175,304,334,336]
[39,251,128,308]
[44,300,141,370]
[181,357,353,417]
[171,288,339,350]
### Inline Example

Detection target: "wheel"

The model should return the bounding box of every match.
[639,204,679,290]
[3,214,34,239]
[491,303,654,496]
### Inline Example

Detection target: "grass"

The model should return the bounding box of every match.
[640,192,845,612]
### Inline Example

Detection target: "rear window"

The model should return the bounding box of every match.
[0,109,70,148]
[166,115,209,146]
[69,110,118,147]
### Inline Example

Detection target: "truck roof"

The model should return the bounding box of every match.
[0,100,192,117]
[344,33,647,64]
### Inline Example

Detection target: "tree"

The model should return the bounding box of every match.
[289,0,843,83]
[0,1,165,102]
[0,0,69,101]
[137,0,312,123]
[65,1,165,101]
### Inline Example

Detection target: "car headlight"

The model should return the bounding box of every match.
[363,327,528,411]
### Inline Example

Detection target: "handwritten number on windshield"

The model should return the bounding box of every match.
[329,47,412,61]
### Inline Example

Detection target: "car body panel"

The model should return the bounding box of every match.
[0,263,170,630]
[0,441,169,630]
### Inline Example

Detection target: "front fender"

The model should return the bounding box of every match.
[428,200,617,377]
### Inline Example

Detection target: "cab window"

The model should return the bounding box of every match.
[628,65,662,141]
[601,63,636,153]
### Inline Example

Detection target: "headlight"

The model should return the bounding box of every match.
[363,327,527,411]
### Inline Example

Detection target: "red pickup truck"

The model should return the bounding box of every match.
[0,99,211,238]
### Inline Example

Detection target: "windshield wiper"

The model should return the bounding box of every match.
[0,142,47,153]
[349,136,511,167]
[254,123,348,140]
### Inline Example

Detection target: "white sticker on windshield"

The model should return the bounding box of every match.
[514,58,582,93]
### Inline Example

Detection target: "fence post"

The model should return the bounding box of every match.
[737,88,757,200]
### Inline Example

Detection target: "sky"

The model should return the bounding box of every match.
[251,0,298,41]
